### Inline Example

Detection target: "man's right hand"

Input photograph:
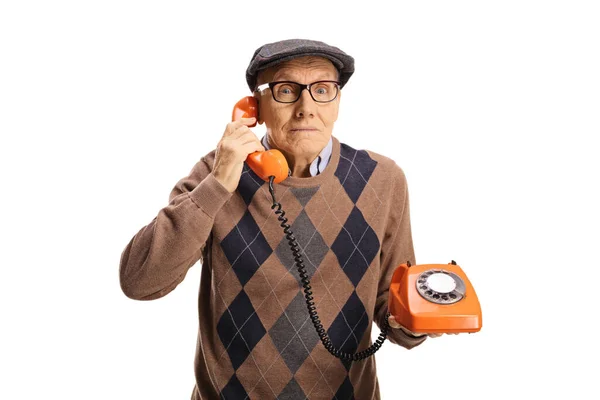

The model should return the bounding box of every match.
[212,117,265,193]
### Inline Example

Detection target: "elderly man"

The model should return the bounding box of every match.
[120,39,439,400]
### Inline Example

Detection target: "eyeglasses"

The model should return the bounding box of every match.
[255,80,340,103]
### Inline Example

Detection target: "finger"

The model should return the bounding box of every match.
[229,124,251,139]
[225,118,256,136]
[237,129,262,145]
[387,315,401,329]
[238,116,257,125]
[231,117,257,130]
[240,140,266,156]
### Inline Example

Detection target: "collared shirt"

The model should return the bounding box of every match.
[260,135,333,177]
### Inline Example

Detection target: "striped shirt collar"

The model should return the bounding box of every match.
[260,135,333,177]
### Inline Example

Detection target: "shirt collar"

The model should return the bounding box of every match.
[260,135,333,177]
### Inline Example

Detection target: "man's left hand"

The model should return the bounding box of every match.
[388,315,459,338]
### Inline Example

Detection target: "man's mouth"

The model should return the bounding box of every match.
[290,127,318,132]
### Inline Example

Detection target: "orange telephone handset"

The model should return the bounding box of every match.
[388,260,482,334]
[232,97,289,183]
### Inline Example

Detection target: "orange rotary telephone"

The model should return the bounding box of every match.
[232,97,482,361]
[388,260,482,334]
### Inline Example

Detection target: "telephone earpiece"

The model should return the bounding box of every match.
[232,96,289,183]
[232,96,259,127]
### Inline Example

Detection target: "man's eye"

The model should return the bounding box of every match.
[277,85,296,95]
[315,87,327,94]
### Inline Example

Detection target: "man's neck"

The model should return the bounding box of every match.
[288,160,313,178]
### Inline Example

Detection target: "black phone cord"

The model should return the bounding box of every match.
[268,177,390,361]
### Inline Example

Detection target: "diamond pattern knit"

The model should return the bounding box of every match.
[119,136,427,400]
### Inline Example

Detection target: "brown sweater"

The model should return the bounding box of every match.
[120,135,426,400]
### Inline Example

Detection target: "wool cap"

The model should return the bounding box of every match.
[245,38,355,92]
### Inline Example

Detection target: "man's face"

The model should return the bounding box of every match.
[254,56,341,160]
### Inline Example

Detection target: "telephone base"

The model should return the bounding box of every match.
[388,262,482,334]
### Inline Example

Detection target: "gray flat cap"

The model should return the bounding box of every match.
[246,38,355,92]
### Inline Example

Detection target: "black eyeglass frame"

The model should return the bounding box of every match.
[254,80,341,103]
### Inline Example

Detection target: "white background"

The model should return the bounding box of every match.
[1,1,598,399]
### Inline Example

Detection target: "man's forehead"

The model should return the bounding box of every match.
[260,57,338,82]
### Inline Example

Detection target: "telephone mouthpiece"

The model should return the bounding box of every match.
[246,150,288,184]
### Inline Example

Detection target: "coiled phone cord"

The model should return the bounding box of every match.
[268,177,391,361]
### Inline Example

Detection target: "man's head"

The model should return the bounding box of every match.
[245,39,354,172]
[253,56,340,159]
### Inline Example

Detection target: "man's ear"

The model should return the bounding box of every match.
[332,89,341,122]
[252,92,263,124]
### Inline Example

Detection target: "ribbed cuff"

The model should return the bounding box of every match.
[188,172,233,218]
[382,311,428,349]
[388,327,428,349]
[398,325,428,339]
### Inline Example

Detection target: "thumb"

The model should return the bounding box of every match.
[387,315,401,329]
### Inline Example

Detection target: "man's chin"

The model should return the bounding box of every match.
[287,145,323,158]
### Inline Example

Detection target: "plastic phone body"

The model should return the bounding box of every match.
[388,261,482,334]
[232,97,289,183]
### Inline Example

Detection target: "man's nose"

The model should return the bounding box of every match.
[295,88,316,118]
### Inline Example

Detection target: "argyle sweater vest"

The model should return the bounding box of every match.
[120,136,426,400]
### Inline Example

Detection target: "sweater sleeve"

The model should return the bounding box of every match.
[373,163,427,350]
[119,155,233,300]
